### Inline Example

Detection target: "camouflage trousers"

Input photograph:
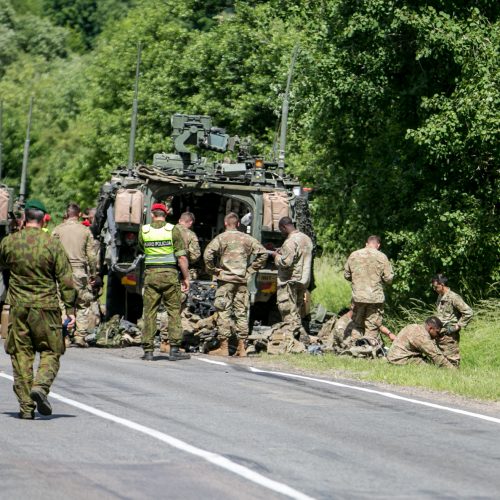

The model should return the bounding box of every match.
[214,281,249,340]
[352,302,384,340]
[4,306,63,415]
[142,267,182,352]
[437,331,460,367]
[387,354,428,366]
[157,299,191,344]
[73,268,94,341]
[277,282,307,338]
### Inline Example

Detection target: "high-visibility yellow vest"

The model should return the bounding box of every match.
[141,223,176,266]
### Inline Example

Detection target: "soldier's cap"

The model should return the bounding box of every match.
[151,203,168,213]
[25,199,47,213]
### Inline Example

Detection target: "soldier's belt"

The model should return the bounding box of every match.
[145,264,177,269]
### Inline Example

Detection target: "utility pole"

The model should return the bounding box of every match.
[19,97,33,206]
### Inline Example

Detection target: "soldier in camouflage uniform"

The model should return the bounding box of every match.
[83,207,103,331]
[204,212,267,356]
[330,307,357,352]
[52,202,97,347]
[432,274,473,367]
[139,203,190,361]
[176,212,201,278]
[387,316,455,368]
[344,235,393,341]
[158,212,201,353]
[0,200,76,419]
[271,217,313,343]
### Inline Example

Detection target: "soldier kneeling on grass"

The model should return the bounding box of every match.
[387,316,456,368]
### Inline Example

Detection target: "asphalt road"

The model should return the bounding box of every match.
[1,347,499,500]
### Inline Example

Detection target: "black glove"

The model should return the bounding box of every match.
[91,276,103,289]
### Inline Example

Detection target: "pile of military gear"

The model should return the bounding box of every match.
[186,280,216,318]
[343,336,386,359]
[246,322,307,355]
[182,282,219,353]
[242,303,388,358]
[313,307,387,358]
[86,315,142,347]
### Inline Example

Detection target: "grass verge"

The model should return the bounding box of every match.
[292,258,500,401]
[311,256,351,313]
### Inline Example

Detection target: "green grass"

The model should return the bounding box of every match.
[311,256,352,313]
[284,258,500,401]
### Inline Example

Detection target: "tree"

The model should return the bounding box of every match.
[287,1,499,301]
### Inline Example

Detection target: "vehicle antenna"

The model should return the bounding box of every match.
[127,43,142,176]
[18,96,33,205]
[277,45,299,177]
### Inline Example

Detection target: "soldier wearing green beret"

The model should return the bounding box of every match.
[0,199,76,419]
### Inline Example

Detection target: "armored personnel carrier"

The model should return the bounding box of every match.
[93,113,315,325]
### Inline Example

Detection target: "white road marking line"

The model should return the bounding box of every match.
[197,358,228,366]
[248,367,500,425]
[0,372,314,500]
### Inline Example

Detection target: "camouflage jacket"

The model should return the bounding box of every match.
[175,224,201,264]
[333,312,356,349]
[52,218,97,275]
[317,311,354,350]
[0,227,76,311]
[204,229,268,283]
[436,289,473,331]
[344,247,393,303]
[274,230,313,287]
[387,323,455,368]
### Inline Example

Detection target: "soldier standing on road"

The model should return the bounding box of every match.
[139,203,190,361]
[387,316,456,368]
[158,211,201,353]
[344,235,394,341]
[52,202,97,347]
[84,207,103,331]
[204,212,267,357]
[271,217,314,344]
[0,200,76,419]
[431,274,473,367]
[176,212,201,278]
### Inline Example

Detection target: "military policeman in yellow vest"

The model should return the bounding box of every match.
[139,203,190,361]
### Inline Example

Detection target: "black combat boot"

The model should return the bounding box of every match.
[142,351,154,361]
[19,411,35,420]
[167,346,190,361]
[30,387,52,416]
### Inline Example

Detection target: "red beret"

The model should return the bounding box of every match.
[81,219,91,227]
[151,203,168,213]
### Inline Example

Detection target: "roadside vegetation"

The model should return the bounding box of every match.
[275,259,500,402]
[310,256,351,314]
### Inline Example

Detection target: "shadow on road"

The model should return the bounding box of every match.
[2,411,76,420]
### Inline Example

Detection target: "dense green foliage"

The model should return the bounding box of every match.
[0,0,498,305]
